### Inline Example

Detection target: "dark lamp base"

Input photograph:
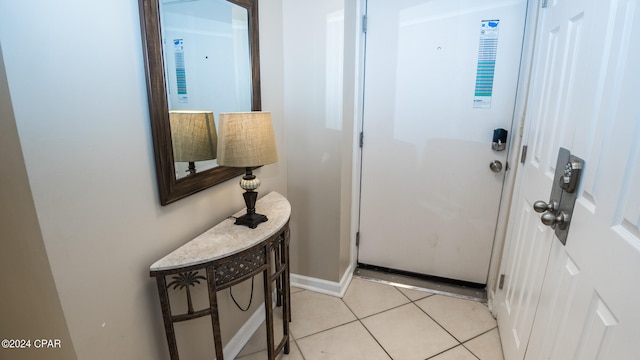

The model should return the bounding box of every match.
[235,189,268,229]
[235,212,268,229]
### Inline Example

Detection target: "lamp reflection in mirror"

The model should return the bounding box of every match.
[217,112,278,228]
[169,110,217,176]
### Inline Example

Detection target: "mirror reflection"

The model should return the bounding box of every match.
[160,0,252,179]
[169,110,217,176]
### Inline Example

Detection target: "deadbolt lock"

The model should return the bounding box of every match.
[531,148,585,245]
[559,161,583,193]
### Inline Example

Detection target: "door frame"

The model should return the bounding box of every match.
[349,0,368,275]
[485,0,542,310]
[349,0,539,307]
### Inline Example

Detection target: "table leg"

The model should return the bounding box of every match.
[284,228,292,323]
[206,267,224,360]
[155,276,181,360]
[274,241,283,307]
[263,267,275,360]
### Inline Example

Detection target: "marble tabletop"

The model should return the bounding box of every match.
[150,191,291,273]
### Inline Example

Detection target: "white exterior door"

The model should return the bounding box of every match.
[358,0,528,284]
[497,0,640,358]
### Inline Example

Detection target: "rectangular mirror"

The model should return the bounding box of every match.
[139,0,261,205]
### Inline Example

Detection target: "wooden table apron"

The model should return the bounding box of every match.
[149,196,291,360]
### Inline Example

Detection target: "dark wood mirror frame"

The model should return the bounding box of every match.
[139,0,261,205]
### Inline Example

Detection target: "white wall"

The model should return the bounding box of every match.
[0,0,285,358]
[0,43,77,360]
[283,0,359,282]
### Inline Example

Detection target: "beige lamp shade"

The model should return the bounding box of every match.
[169,110,217,162]
[216,112,278,167]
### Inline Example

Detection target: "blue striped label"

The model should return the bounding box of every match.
[473,20,500,108]
[173,39,188,103]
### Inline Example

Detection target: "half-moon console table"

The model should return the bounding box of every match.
[150,192,291,360]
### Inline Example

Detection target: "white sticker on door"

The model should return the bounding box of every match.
[473,20,500,109]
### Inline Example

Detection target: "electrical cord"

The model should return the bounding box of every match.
[229,276,254,312]
[225,215,254,311]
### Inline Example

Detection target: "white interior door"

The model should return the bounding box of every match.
[358,0,528,284]
[497,0,640,358]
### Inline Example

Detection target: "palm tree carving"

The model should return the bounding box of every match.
[167,271,206,314]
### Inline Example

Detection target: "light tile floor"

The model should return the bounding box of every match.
[236,277,504,360]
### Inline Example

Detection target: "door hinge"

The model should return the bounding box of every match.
[356,232,360,246]
[362,15,367,33]
[499,274,506,289]
[541,0,548,8]
[359,132,364,148]
[520,145,528,164]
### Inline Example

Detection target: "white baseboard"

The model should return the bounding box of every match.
[223,303,265,359]
[290,263,354,298]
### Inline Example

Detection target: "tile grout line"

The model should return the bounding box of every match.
[345,281,491,359]
[459,325,500,360]
[408,300,468,360]
[412,296,464,342]
[278,284,499,360]
[340,293,394,359]
[414,301,497,360]
[411,295,490,359]
[292,318,360,342]
[355,318,394,359]
[343,283,471,360]
[425,344,480,360]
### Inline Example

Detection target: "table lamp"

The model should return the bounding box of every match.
[217,112,278,228]
[169,110,217,175]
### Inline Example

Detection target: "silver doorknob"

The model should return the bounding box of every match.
[540,211,570,228]
[489,160,503,172]
[533,200,558,213]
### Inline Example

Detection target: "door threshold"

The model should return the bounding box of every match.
[354,265,487,303]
